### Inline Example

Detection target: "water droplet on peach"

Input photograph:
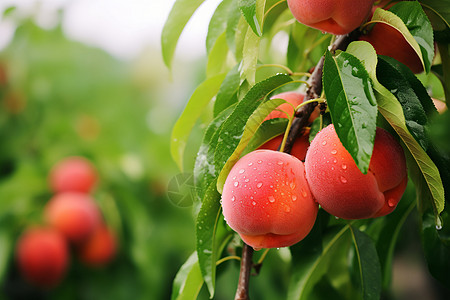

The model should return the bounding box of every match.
[322,140,327,146]
[277,161,283,165]
[301,189,307,197]
[258,160,262,164]
[284,206,291,212]
[248,162,253,166]
[257,182,263,188]
[341,164,347,170]
[234,181,239,187]
[388,199,396,207]
[340,176,347,183]
[252,201,256,206]
[268,196,275,203]
[239,169,245,174]
[231,196,235,202]
[331,149,337,155]
[292,195,297,201]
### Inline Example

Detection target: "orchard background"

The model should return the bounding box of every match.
[0,1,449,300]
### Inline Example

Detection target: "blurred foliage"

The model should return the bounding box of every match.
[0,12,204,300]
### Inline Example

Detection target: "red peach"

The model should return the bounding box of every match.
[49,156,97,193]
[287,0,375,35]
[44,192,102,243]
[360,22,423,73]
[78,225,117,266]
[221,150,318,249]
[16,227,68,288]
[305,125,407,219]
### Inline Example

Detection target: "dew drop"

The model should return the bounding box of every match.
[250,196,254,200]
[333,159,337,164]
[258,160,263,164]
[331,167,335,170]
[239,169,245,174]
[268,196,275,203]
[248,162,253,166]
[322,140,327,146]
[234,181,239,187]
[257,182,263,188]
[335,216,340,220]
[340,176,348,183]
[290,182,296,189]
[277,161,283,165]
[233,176,237,180]
[270,185,274,188]
[387,199,396,207]
[301,189,307,197]
[341,164,347,170]
[331,149,337,155]
[244,178,250,183]
[292,195,297,201]
[284,206,291,213]
[436,224,443,230]
[252,201,256,206]
[231,196,236,202]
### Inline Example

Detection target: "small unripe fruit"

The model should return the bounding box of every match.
[44,192,102,243]
[16,227,68,288]
[305,125,407,219]
[78,225,117,266]
[222,150,318,249]
[49,156,97,193]
[287,0,375,35]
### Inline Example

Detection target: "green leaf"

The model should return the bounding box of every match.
[242,28,261,86]
[349,227,382,300]
[206,32,230,78]
[194,106,235,200]
[388,1,435,73]
[421,210,450,286]
[171,252,204,300]
[206,0,235,54]
[214,64,240,117]
[0,229,11,283]
[213,74,292,192]
[348,41,445,219]
[225,0,242,58]
[435,44,450,105]
[216,97,287,192]
[196,180,232,298]
[376,55,432,151]
[288,225,350,300]
[171,73,226,171]
[370,7,426,72]
[419,0,450,29]
[239,0,265,36]
[161,0,206,70]
[243,118,289,155]
[323,49,378,174]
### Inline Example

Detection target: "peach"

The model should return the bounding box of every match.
[221,150,318,249]
[287,0,375,35]
[16,227,68,288]
[305,124,407,219]
[360,21,423,73]
[49,156,98,193]
[78,225,117,266]
[44,192,102,243]
[259,134,310,161]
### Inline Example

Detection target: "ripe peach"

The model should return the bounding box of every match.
[259,134,310,161]
[78,225,117,266]
[305,124,407,219]
[44,192,102,243]
[360,22,423,73]
[265,92,305,121]
[16,227,68,288]
[49,156,97,193]
[287,0,375,35]
[221,150,318,249]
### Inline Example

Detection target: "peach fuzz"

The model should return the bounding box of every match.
[305,125,407,219]
[221,150,318,250]
[78,225,117,266]
[44,192,102,244]
[287,0,375,35]
[49,156,98,193]
[16,227,69,288]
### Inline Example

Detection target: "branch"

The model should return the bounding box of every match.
[283,30,361,154]
[234,243,254,300]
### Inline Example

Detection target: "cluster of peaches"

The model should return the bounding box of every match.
[15,157,117,288]
[221,92,408,250]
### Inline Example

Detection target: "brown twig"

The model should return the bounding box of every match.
[234,243,254,300]
[283,30,361,154]
[233,30,361,300]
